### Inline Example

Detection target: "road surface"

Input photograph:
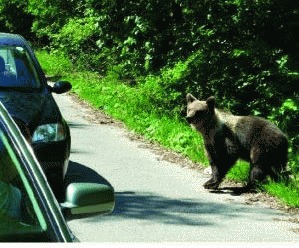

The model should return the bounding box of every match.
[53,91,299,243]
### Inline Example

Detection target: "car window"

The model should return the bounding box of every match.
[0,129,47,240]
[0,46,41,89]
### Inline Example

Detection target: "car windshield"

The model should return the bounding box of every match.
[0,46,41,89]
[0,129,47,241]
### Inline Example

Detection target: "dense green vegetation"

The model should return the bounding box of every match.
[1,0,298,206]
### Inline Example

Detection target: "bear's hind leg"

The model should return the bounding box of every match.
[248,165,266,188]
[268,145,288,182]
[247,146,267,189]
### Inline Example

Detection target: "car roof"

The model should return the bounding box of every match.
[0,32,27,47]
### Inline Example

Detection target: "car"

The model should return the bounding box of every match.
[0,32,71,201]
[0,101,115,242]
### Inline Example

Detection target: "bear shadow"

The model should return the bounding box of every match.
[209,186,258,196]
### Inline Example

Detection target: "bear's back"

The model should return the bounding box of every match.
[218,111,288,154]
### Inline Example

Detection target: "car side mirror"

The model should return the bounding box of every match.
[60,183,115,219]
[51,81,72,94]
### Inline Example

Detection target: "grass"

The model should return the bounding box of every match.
[227,161,250,182]
[263,180,299,208]
[72,72,208,163]
[37,50,299,208]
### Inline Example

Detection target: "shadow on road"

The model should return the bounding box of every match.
[64,163,282,228]
[67,122,89,129]
[83,190,281,227]
[112,191,220,226]
[65,160,113,188]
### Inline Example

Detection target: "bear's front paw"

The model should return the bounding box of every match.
[203,179,220,189]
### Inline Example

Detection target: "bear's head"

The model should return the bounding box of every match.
[186,93,216,131]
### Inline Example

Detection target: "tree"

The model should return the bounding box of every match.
[0,0,34,39]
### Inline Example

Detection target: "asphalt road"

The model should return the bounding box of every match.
[53,91,299,243]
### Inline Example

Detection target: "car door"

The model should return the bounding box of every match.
[0,103,74,242]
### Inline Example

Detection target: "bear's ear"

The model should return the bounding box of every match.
[186,93,197,103]
[206,96,215,111]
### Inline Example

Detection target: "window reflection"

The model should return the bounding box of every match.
[0,46,41,89]
[0,129,46,237]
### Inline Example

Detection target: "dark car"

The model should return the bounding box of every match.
[0,101,115,242]
[0,32,72,201]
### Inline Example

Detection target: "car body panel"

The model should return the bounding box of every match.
[0,91,46,126]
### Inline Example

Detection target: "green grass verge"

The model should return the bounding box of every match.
[37,50,299,208]
[263,181,299,208]
[74,72,209,164]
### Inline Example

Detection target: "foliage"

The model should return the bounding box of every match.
[269,98,299,174]
[0,0,34,39]
[1,0,298,198]
[36,50,74,77]
[26,0,78,40]
[263,180,299,208]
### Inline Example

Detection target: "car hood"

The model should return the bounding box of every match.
[0,91,59,130]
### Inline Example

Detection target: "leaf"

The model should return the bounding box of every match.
[282,99,297,111]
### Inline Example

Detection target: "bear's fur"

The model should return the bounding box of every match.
[186,93,288,190]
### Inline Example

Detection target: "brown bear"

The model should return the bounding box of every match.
[186,93,288,191]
